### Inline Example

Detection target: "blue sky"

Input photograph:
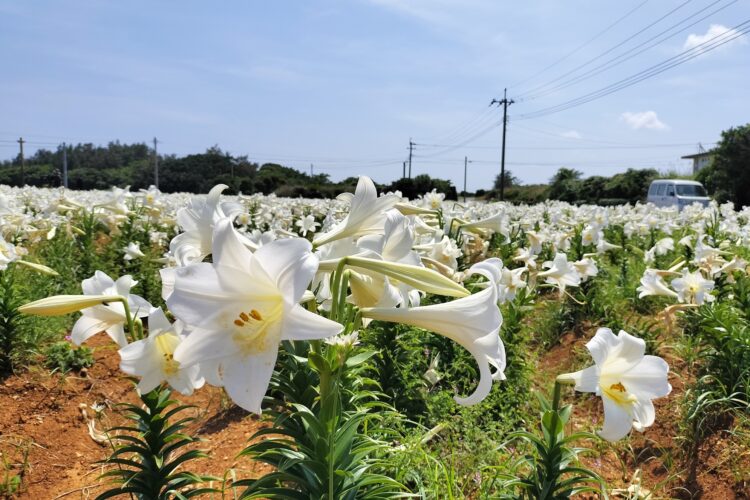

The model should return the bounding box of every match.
[1,0,748,191]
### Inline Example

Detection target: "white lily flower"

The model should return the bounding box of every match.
[296,214,320,237]
[595,238,621,254]
[416,235,462,272]
[70,271,152,347]
[460,211,510,242]
[538,253,581,293]
[123,242,146,261]
[526,231,543,255]
[644,247,656,264]
[361,260,505,406]
[356,209,424,307]
[671,269,715,305]
[513,247,538,270]
[499,267,527,303]
[169,218,342,413]
[562,328,671,441]
[119,308,204,395]
[652,237,675,256]
[0,237,18,270]
[169,184,243,266]
[719,256,748,282]
[636,270,679,299]
[678,235,693,248]
[581,226,600,247]
[421,188,445,209]
[573,258,598,282]
[313,176,400,247]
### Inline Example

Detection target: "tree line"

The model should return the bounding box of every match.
[0,143,458,199]
[3,122,748,206]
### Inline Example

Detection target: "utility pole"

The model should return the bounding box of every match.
[310,163,314,177]
[408,139,414,179]
[402,161,406,179]
[490,88,514,201]
[463,156,468,203]
[62,142,68,189]
[17,137,25,186]
[152,137,159,189]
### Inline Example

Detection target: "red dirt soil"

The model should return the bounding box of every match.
[0,334,271,499]
[2,327,749,499]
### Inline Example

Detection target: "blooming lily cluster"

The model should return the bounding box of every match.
[14,176,704,443]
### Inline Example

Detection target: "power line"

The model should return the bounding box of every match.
[413,157,688,166]
[515,20,750,120]
[509,0,652,90]
[416,106,497,145]
[520,0,738,102]
[411,119,502,159]
[514,0,696,99]
[416,142,715,151]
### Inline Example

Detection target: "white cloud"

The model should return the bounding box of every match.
[683,24,747,55]
[560,130,581,139]
[620,111,669,131]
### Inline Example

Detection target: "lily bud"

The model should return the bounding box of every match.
[346,256,469,298]
[393,202,439,216]
[15,260,59,276]
[19,294,123,316]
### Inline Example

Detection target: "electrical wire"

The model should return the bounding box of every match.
[514,0,695,99]
[509,0,652,90]
[514,20,750,120]
[520,0,738,102]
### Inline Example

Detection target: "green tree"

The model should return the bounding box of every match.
[493,169,519,190]
[697,124,750,207]
[548,168,583,202]
[603,168,659,204]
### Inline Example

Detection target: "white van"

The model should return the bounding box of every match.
[647,179,710,209]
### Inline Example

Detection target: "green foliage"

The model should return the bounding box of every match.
[0,436,31,497]
[387,174,458,201]
[1,142,462,199]
[494,184,550,204]
[685,303,750,406]
[697,123,750,206]
[493,392,604,499]
[96,386,214,500]
[362,306,533,434]
[546,167,659,205]
[548,168,583,203]
[493,169,520,190]
[603,168,659,202]
[43,341,94,373]
[236,341,406,499]
[0,269,24,373]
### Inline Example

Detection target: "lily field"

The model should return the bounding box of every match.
[1,178,749,499]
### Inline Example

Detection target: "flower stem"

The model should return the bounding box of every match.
[329,258,348,322]
[115,296,137,343]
